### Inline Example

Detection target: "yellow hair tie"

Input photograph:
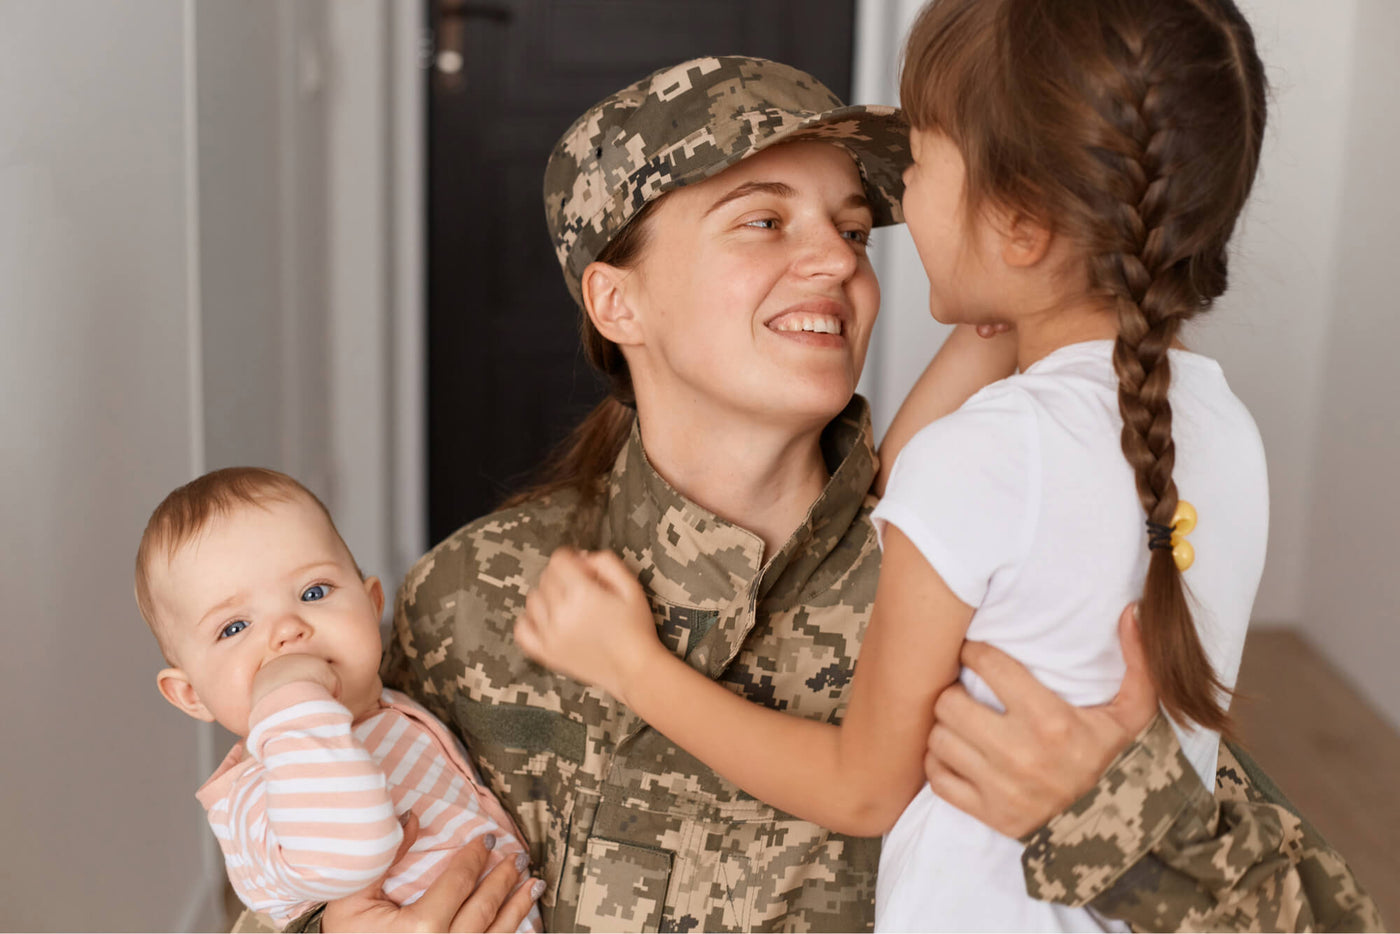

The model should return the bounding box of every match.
[1147,500,1196,571]
[1170,500,1197,571]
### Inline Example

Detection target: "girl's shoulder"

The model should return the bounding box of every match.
[892,380,1040,486]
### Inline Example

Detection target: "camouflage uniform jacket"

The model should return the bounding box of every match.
[367,397,1381,933]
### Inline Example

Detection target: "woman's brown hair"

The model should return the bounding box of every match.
[498,199,661,536]
[901,0,1267,734]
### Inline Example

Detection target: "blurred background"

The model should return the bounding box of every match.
[2,0,1396,929]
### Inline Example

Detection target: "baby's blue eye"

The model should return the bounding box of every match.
[301,584,330,602]
[218,620,249,640]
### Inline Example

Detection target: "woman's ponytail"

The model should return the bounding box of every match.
[498,199,661,540]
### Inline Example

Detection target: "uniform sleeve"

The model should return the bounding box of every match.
[1023,715,1384,931]
[222,682,402,923]
[871,386,1039,607]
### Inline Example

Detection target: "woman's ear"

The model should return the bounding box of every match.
[157,668,215,722]
[582,261,644,346]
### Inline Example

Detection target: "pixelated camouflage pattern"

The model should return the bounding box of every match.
[542,56,910,306]
[1022,716,1384,931]
[382,397,883,932]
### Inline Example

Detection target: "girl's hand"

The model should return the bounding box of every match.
[323,812,544,932]
[513,547,663,704]
[923,604,1157,838]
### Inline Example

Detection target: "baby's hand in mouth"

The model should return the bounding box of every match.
[251,653,341,708]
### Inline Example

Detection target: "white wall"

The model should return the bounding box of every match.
[196,1,333,499]
[0,1,408,927]
[0,2,220,929]
[1301,0,1400,731]
[1194,0,1359,625]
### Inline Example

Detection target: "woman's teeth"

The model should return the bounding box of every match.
[772,315,842,335]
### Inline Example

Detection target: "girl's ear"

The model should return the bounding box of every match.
[997,211,1054,269]
[582,261,644,346]
[157,668,215,722]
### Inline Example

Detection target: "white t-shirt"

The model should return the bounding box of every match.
[869,340,1268,932]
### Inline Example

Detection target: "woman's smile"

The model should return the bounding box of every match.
[765,297,849,346]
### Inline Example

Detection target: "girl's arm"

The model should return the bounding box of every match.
[513,534,973,837]
[877,325,1017,495]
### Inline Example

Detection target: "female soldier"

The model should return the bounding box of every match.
[311,56,1377,933]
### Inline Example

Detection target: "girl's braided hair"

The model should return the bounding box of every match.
[901,0,1267,733]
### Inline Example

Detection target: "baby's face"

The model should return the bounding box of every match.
[152,495,384,735]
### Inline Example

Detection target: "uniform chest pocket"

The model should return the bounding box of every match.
[575,837,673,933]
[650,600,720,661]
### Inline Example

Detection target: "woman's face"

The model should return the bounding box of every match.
[617,141,880,431]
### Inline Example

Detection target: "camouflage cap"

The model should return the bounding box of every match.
[543,55,911,307]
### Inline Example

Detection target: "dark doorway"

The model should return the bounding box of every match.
[426,0,856,544]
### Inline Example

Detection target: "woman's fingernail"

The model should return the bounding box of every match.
[531,879,546,899]
[483,833,497,851]
[515,852,529,872]
[398,812,411,827]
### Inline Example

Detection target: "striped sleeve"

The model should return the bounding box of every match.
[213,682,402,922]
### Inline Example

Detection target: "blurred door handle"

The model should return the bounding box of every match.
[434,0,515,82]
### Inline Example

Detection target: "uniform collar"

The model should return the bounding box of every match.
[602,396,877,610]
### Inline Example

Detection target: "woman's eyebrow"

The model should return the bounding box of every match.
[703,180,797,216]
[843,192,874,215]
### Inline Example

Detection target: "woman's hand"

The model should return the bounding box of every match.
[924,604,1158,838]
[513,547,664,704]
[323,813,543,932]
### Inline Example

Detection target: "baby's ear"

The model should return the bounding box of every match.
[157,668,214,722]
[363,575,385,619]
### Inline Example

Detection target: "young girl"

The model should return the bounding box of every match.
[514,0,1270,929]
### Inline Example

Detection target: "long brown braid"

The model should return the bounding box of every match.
[901,0,1267,733]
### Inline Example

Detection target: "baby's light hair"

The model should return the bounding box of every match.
[135,467,350,660]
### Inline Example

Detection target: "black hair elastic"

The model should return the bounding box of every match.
[1146,520,1174,551]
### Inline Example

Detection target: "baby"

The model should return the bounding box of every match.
[135,467,541,930]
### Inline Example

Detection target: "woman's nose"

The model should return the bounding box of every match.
[795,222,859,281]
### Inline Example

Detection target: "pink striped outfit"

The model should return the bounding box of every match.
[196,681,541,929]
